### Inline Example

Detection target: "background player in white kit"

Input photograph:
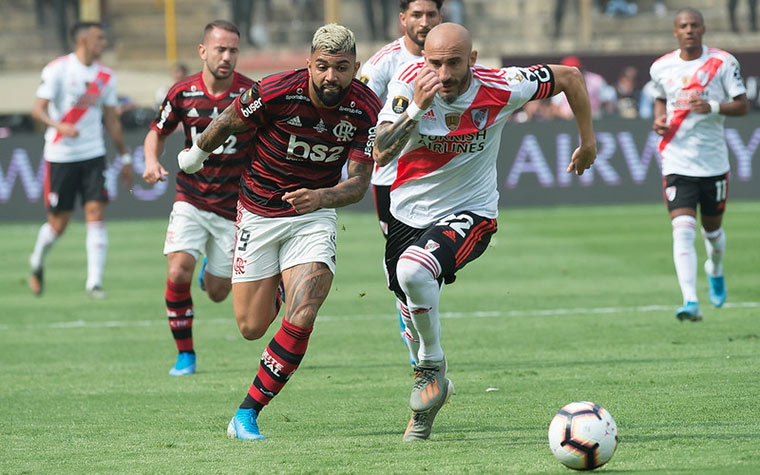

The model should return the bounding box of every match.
[649,8,749,321]
[359,0,443,364]
[29,21,132,299]
[373,23,596,441]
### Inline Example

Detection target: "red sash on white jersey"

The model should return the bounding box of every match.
[658,57,723,155]
[52,69,112,143]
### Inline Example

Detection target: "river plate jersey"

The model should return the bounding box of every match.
[650,45,746,177]
[377,63,555,228]
[151,71,254,220]
[360,38,422,187]
[36,53,119,163]
[233,68,382,218]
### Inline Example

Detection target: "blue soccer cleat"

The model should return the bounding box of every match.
[198,257,207,291]
[707,275,726,308]
[675,301,702,322]
[227,408,266,440]
[169,352,196,376]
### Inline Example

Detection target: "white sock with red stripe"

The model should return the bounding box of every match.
[399,301,420,365]
[86,221,108,290]
[30,222,59,270]
[701,227,725,277]
[396,246,444,362]
[672,215,698,304]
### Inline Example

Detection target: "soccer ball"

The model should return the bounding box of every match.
[548,401,618,471]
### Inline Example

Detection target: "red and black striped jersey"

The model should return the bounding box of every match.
[150,71,255,220]
[233,68,381,217]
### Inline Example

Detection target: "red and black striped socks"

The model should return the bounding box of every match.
[165,279,194,353]
[240,319,313,412]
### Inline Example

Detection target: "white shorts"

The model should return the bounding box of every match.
[232,206,337,283]
[163,201,236,278]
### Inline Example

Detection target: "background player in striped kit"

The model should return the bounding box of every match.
[177,24,382,440]
[649,8,749,321]
[373,23,597,441]
[143,20,258,376]
[29,21,132,299]
[359,0,443,364]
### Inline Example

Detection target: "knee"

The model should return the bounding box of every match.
[207,289,229,303]
[205,280,231,303]
[167,264,193,284]
[235,312,269,341]
[396,247,439,291]
[671,215,697,240]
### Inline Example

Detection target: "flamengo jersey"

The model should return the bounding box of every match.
[360,38,422,187]
[378,63,554,228]
[150,71,255,221]
[650,45,746,177]
[36,53,119,163]
[233,68,381,218]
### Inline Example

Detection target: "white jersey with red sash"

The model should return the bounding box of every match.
[377,63,554,228]
[360,38,422,187]
[36,53,119,163]
[650,45,746,177]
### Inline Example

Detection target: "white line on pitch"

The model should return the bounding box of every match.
[0,302,757,331]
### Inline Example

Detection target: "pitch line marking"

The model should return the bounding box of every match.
[1,302,757,331]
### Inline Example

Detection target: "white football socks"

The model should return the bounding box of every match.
[672,215,698,304]
[30,222,59,271]
[396,246,444,363]
[701,227,725,277]
[86,221,108,290]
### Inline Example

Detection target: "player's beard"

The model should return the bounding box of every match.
[408,26,429,49]
[440,68,470,104]
[313,79,349,107]
[211,62,234,80]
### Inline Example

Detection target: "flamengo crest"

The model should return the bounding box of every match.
[332,120,356,142]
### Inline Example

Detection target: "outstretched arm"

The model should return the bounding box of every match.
[177,105,248,173]
[549,64,597,175]
[282,160,373,214]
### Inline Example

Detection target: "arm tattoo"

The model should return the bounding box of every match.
[196,105,248,152]
[319,161,372,208]
[282,262,333,328]
[373,113,417,166]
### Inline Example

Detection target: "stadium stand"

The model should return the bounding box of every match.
[0,0,758,115]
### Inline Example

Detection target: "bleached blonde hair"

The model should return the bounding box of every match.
[311,23,356,55]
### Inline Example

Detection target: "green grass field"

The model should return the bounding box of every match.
[1,202,759,474]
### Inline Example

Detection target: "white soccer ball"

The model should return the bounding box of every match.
[548,401,618,471]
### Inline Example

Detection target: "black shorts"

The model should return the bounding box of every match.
[372,184,392,239]
[45,156,108,212]
[385,211,497,302]
[663,173,728,216]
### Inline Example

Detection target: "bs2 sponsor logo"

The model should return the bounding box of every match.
[287,135,345,162]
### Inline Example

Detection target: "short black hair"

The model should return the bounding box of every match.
[674,7,704,25]
[70,21,104,42]
[203,19,240,42]
[400,0,443,12]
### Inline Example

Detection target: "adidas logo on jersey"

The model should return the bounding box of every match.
[287,116,302,127]
[187,108,199,117]
[422,109,436,121]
